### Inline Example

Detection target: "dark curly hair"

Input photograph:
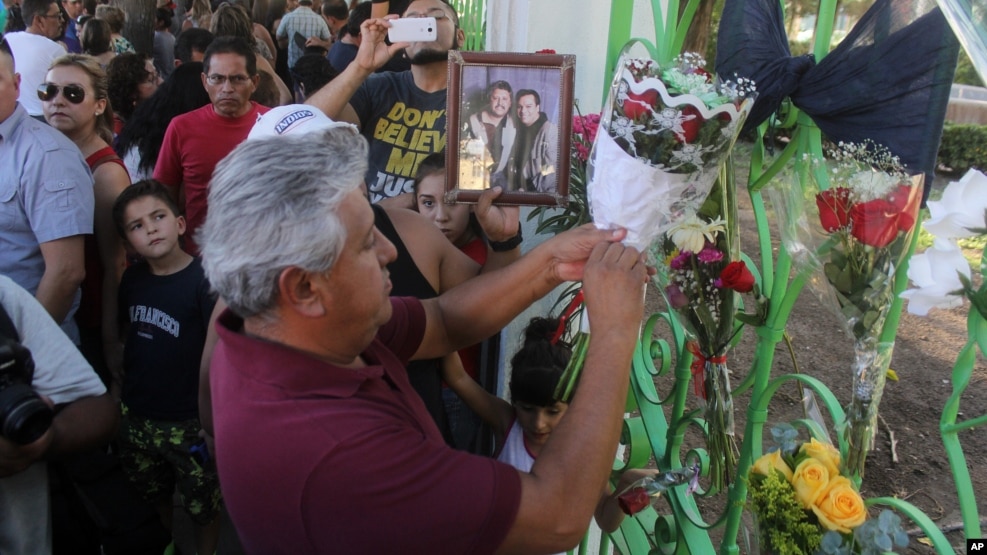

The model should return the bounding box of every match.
[107,52,153,122]
[290,53,338,99]
[114,62,210,176]
[509,317,572,407]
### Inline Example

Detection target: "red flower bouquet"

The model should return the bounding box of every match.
[587,50,756,252]
[554,48,758,491]
[652,181,766,491]
[802,141,923,475]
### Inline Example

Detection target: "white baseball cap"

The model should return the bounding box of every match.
[248,104,356,140]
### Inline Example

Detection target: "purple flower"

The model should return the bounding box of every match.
[697,247,724,264]
[666,284,689,309]
[670,252,692,270]
[713,278,723,288]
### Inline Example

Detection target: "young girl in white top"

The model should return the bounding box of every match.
[442,316,657,536]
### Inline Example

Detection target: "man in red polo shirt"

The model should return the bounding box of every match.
[199,125,648,554]
[153,36,269,255]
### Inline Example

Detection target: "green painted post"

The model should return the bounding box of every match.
[603,1,634,102]
[941,305,986,538]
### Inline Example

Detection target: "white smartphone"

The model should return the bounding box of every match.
[387,17,437,43]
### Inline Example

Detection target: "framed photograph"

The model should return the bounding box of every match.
[446,51,575,206]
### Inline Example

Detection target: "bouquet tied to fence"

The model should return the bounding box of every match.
[799,141,922,476]
[553,50,757,490]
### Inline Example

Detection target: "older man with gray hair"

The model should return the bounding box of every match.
[200,125,650,553]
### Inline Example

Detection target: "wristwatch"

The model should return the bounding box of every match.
[489,225,523,252]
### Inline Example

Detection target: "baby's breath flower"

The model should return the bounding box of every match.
[847,170,900,202]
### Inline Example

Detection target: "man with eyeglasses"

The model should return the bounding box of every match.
[3,0,67,119]
[306,0,465,208]
[0,38,94,348]
[153,37,269,256]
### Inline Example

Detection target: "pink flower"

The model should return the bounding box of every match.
[670,251,692,270]
[697,247,724,263]
[584,119,599,144]
[572,115,584,134]
[665,284,689,309]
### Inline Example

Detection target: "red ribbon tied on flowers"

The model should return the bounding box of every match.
[550,290,585,345]
[686,341,726,400]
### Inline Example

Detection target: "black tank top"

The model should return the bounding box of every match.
[373,205,453,445]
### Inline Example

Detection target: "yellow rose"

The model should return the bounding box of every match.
[791,458,830,508]
[751,450,793,481]
[799,437,841,477]
[811,476,867,533]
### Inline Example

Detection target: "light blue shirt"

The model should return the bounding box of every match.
[0,103,94,343]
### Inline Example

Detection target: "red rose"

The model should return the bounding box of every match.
[623,89,658,120]
[887,183,920,232]
[535,49,556,54]
[617,486,651,515]
[677,105,703,144]
[849,199,900,248]
[816,188,852,232]
[718,261,755,293]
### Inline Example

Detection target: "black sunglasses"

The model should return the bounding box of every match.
[37,83,86,104]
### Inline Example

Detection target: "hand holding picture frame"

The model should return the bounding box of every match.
[446,51,575,206]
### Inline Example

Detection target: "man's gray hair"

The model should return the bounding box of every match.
[199,127,368,317]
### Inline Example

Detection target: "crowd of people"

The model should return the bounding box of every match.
[0,0,656,553]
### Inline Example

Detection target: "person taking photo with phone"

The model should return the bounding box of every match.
[305,0,462,208]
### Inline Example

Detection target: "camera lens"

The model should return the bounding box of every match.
[0,384,54,445]
[427,27,433,32]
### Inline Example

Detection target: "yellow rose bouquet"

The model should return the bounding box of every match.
[748,424,909,554]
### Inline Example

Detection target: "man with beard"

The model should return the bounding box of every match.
[305,0,463,208]
[153,37,269,255]
[508,88,559,193]
[466,80,515,190]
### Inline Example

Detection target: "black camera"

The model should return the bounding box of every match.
[0,335,54,444]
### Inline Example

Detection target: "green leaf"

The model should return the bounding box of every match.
[735,311,763,327]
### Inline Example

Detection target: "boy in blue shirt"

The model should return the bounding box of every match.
[111,180,221,555]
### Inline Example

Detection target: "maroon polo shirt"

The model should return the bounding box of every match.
[211,297,521,554]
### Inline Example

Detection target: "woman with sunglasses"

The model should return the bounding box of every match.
[41,54,130,390]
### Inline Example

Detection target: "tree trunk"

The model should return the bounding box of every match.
[681,0,716,60]
[114,0,155,55]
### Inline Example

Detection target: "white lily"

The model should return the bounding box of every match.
[900,239,970,315]
[924,169,987,240]
[667,214,726,253]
